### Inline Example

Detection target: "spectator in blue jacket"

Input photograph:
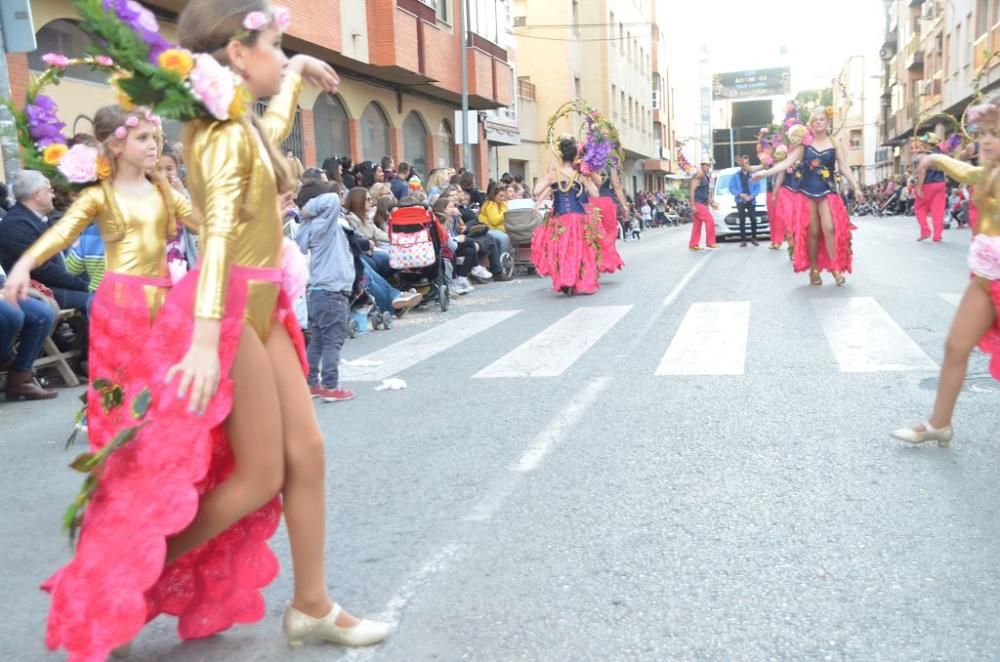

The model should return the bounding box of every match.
[729,155,763,247]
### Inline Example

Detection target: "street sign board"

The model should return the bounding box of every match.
[713,67,790,100]
[1,0,37,54]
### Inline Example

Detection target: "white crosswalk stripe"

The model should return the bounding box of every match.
[655,302,751,376]
[473,306,633,379]
[339,295,947,382]
[341,310,521,382]
[811,297,938,372]
[940,293,963,307]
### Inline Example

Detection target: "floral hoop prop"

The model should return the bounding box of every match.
[4,55,127,189]
[545,99,624,174]
[675,137,711,176]
[957,49,1000,143]
[910,111,963,158]
[69,0,291,124]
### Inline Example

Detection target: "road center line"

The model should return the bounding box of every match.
[662,251,715,308]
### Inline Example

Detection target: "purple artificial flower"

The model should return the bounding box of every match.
[103,0,174,62]
[25,95,66,148]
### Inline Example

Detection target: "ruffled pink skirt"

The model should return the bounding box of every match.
[791,194,856,274]
[531,210,603,294]
[586,196,624,274]
[775,188,807,244]
[43,265,306,662]
[979,277,1000,382]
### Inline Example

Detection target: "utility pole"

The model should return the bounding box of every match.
[459,0,473,171]
[0,24,22,183]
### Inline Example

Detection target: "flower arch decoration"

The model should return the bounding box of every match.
[545,99,624,175]
[675,137,711,176]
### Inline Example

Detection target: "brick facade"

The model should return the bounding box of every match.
[6,53,30,106]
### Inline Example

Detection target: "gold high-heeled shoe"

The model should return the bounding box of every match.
[833,271,846,286]
[282,603,391,648]
[809,268,821,286]
[890,421,953,448]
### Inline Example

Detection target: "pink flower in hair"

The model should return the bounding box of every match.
[189,53,237,121]
[95,55,114,67]
[968,235,1000,280]
[57,144,99,183]
[125,116,139,128]
[273,6,292,32]
[41,53,71,68]
[243,10,269,31]
[114,127,128,139]
[143,110,162,126]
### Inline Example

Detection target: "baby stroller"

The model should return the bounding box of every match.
[347,290,393,338]
[503,200,543,275]
[387,202,450,312]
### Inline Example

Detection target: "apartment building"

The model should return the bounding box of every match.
[6,0,515,185]
[879,0,1000,176]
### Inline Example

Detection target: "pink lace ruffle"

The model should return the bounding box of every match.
[531,210,602,294]
[44,269,307,661]
[791,193,855,274]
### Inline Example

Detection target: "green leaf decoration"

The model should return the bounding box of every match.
[92,378,112,391]
[69,452,97,473]
[131,388,152,420]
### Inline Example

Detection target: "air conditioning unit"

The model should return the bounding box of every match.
[921,2,934,18]
[513,16,526,27]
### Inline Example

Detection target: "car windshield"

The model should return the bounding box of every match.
[715,173,735,195]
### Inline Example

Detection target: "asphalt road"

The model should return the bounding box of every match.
[3,215,999,661]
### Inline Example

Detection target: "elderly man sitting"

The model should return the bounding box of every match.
[0,170,92,363]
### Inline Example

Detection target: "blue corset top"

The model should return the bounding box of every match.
[552,181,589,214]
[798,145,837,198]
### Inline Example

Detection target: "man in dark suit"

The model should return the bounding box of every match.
[0,170,92,358]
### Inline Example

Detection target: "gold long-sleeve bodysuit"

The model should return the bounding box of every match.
[26,182,193,316]
[935,155,999,289]
[183,72,303,339]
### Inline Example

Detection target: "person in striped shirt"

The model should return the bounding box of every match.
[65,223,106,291]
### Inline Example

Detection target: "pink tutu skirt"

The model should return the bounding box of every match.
[43,265,306,662]
[531,210,603,294]
[791,193,856,274]
[586,196,624,274]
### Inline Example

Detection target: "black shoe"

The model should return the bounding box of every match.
[740,241,748,247]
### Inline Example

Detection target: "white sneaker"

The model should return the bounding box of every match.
[471,265,493,280]
[391,291,423,310]
[450,279,469,295]
[460,277,475,293]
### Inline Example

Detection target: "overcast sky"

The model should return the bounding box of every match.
[666,0,885,134]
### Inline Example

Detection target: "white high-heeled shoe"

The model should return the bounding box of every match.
[891,421,953,447]
[282,603,391,648]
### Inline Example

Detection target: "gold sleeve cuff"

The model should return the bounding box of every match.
[935,155,983,185]
[258,72,303,145]
[172,188,197,231]
[25,187,102,265]
[191,122,252,320]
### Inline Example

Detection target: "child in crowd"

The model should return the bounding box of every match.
[296,182,364,403]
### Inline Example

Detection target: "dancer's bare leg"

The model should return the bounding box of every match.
[818,199,836,263]
[915,281,995,432]
[807,202,821,268]
[266,324,361,627]
[165,323,285,562]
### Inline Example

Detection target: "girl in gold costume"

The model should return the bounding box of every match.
[892,100,1000,446]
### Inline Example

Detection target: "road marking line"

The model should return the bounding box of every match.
[341,544,464,661]
[811,297,938,372]
[940,293,963,307]
[464,376,612,522]
[662,251,715,308]
[473,307,632,379]
[512,376,611,472]
[341,310,521,382]
[655,302,751,376]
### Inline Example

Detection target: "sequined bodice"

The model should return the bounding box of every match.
[552,181,588,215]
[798,145,837,198]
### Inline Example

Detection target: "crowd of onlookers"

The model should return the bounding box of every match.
[847,172,975,228]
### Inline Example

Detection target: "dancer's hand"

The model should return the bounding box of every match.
[854,188,865,202]
[166,319,222,415]
[1,259,35,303]
[288,55,340,93]
[750,171,765,182]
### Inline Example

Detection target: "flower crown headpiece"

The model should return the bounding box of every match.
[1,54,163,187]
[967,103,999,133]
[71,0,292,124]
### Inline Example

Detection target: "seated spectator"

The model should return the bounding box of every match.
[391,162,412,201]
[65,224,106,292]
[381,156,396,182]
[355,161,384,188]
[478,181,513,268]
[372,197,395,242]
[0,272,58,400]
[369,182,394,205]
[302,166,327,181]
[432,195,478,295]
[0,171,92,350]
[344,187,392,277]
[460,170,485,207]
[426,169,452,203]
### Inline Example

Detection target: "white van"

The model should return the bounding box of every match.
[709,167,771,241]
